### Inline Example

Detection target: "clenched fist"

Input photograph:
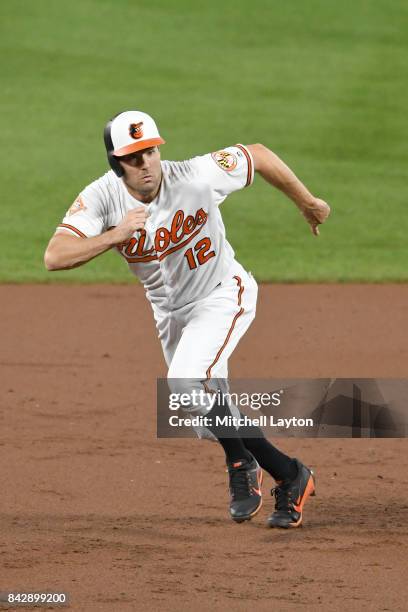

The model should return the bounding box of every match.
[110,207,150,245]
[300,198,331,236]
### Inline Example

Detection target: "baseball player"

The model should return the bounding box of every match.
[44,110,330,528]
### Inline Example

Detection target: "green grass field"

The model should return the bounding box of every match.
[1,0,407,282]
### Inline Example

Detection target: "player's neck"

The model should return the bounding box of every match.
[123,178,162,204]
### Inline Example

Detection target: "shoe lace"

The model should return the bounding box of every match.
[229,467,251,501]
[271,484,293,512]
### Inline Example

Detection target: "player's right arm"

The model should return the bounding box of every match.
[44,208,148,271]
[246,144,330,236]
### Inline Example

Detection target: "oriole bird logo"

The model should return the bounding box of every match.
[129,122,144,139]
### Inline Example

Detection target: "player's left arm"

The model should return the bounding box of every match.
[246,143,330,236]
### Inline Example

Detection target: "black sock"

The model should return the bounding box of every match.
[238,422,297,482]
[216,437,252,465]
[206,401,252,465]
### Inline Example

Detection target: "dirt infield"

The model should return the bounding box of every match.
[1,284,407,611]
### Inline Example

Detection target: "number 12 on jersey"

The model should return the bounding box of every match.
[184,237,216,270]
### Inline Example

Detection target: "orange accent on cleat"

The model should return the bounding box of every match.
[293,475,315,513]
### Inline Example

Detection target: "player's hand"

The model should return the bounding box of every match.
[300,198,330,236]
[110,208,150,245]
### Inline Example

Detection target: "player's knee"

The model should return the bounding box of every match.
[167,368,195,395]
[166,374,185,397]
[166,372,212,415]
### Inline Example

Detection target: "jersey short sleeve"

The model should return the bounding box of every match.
[189,144,254,203]
[56,180,108,238]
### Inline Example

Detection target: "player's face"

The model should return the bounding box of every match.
[118,146,162,201]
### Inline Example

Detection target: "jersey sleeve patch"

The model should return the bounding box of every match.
[211,150,238,172]
[66,195,87,216]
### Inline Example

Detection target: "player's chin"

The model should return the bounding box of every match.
[139,181,159,196]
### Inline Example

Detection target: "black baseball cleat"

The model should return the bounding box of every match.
[267,459,316,529]
[227,455,263,523]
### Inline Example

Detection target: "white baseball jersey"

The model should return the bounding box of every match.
[57,144,254,312]
[57,144,258,435]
